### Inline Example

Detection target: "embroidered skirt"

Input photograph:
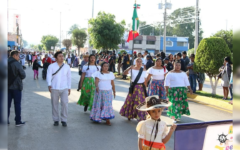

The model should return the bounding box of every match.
[77,77,95,111]
[119,84,147,121]
[90,89,115,122]
[147,79,166,99]
[167,87,190,120]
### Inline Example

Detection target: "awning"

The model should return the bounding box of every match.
[177,37,188,42]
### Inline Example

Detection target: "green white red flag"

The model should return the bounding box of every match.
[127,3,140,42]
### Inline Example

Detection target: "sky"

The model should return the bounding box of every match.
[8,0,236,46]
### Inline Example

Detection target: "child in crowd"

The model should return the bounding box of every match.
[32,59,43,80]
[136,95,177,150]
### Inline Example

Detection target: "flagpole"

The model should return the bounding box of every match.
[131,0,137,86]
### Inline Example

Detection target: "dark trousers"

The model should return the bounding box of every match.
[8,89,22,123]
[113,63,116,72]
[28,60,32,66]
[189,74,197,93]
[229,84,233,98]
[122,64,128,79]
[109,63,114,72]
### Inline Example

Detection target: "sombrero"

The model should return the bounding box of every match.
[136,95,172,111]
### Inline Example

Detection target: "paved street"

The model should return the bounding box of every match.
[8,66,232,150]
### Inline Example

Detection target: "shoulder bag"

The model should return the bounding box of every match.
[129,67,143,94]
[51,64,64,82]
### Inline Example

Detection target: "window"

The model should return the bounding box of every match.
[134,40,142,44]
[177,42,188,47]
[146,41,155,45]
[166,41,173,47]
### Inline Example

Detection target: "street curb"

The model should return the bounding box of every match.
[187,93,232,111]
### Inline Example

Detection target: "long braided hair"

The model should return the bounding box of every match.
[100,62,109,75]
[87,54,99,71]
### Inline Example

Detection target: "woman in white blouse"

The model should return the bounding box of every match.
[120,58,148,121]
[90,62,116,125]
[146,58,168,99]
[77,54,101,112]
[164,60,193,122]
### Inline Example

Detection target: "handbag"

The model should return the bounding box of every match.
[51,64,64,82]
[129,67,143,94]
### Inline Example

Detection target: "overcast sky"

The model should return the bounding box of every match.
[8,0,235,45]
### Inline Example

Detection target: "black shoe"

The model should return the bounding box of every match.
[61,121,67,127]
[16,121,25,127]
[84,105,88,112]
[53,121,59,126]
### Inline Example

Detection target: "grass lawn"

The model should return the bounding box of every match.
[195,91,231,102]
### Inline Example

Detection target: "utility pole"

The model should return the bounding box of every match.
[194,0,199,54]
[163,0,167,53]
[92,0,94,18]
[60,12,62,49]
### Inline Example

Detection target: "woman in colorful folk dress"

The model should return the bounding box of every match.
[120,58,148,121]
[90,62,116,125]
[164,60,193,123]
[136,95,176,150]
[146,58,168,99]
[77,54,101,112]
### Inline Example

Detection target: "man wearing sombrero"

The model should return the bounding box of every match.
[136,95,177,150]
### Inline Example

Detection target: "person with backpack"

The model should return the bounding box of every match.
[8,50,26,126]
[146,58,168,99]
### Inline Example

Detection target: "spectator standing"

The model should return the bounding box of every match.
[19,52,26,69]
[187,54,197,93]
[66,54,72,68]
[182,51,190,71]
[176,53,186,72]
[47,51,71,127]
[219,57,232,100]
[112,51,116,73]
[146,55,154,70]
[26,52,32,66]
[8,50,26,126]
[42,54,52,64]
[117,53,122,75]
[164,58,173,71]
[121,52,129,80]
[133,51,137,59]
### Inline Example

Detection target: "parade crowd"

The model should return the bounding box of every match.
[7,49,233,150]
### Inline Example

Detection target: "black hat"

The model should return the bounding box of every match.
[177,52,182,57]
[182,51,187,55]
[164,58,169,61]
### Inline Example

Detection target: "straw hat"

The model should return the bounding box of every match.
[136,95,172,111]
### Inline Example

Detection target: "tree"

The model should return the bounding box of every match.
[23,40,28,48]
[211,30,233,52]
[88,11,125,52]
[41,35,59,50]
[72,29,87,55]
[62,39,72,54]
[37,44,43,50]
[68,24,80,35]
[168,6,203,49]
[194,37,231,95]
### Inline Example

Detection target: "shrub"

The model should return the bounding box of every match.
[194,37,231,94]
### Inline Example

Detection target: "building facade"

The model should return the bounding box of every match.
[118,34,189,55]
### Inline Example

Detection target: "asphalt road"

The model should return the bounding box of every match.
[8,66,232,150]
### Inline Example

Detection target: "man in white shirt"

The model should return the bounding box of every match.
[47,51,71,127]
[48,52,53,58]
[66,54,72,67]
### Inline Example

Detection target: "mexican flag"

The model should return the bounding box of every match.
[127,4,140,42]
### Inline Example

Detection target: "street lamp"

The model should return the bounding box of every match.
[158,0,172,53]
